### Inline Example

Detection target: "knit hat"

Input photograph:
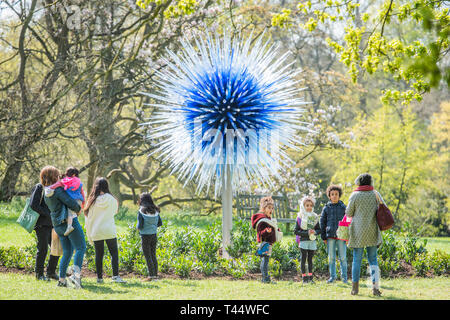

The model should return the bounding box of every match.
[259,196,274,211]
[298,196,318,240]
[302,196,316,207]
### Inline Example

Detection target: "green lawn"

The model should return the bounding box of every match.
[1,272,449,300]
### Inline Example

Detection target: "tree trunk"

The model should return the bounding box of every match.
[0,161,25,201]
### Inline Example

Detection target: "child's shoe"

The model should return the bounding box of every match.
[351,281,359,295]
[67,266,82,289]
[112,275,127,283]
[373,288,382,296]
[57,280,67,287]
[36,274,49,281]
[67,274,82,289]
[64,225,74,236]
[326,277,335,284]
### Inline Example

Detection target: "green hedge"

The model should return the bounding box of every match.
[1,218,449,280]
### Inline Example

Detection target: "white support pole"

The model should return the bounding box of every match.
[221,164,233,259]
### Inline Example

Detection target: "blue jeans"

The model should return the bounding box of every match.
[327,238,347,281]
[352,246,379,283]
[54,217,86,279]
[260,256,270,282]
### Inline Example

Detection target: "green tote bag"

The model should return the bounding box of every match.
[16,198,40,233]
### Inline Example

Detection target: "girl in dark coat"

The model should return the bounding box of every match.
[293,196,321,284]
[30,182,60,281]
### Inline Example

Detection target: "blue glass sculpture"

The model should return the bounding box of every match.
[141,32,310,197]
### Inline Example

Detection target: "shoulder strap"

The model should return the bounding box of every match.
[374,190,381,205]
[256,217,277,230]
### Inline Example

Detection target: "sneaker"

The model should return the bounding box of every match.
[342,279,348,284]
[262,278,276,284]
[97,278,104,284]
[36,274,49,281]
[326,277,335,284]
[67,274,82,289]
[373,288,382,296]
[64,225,74,236]
[302,276,308,284]
[308,276,315,284]
[57,280,67,287]
[112,276,127,283]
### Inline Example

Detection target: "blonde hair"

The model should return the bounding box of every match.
[259,196,274,211]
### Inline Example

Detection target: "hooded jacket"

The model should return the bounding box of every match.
[85,193,119,244]
[44,186,81,227]
[319,200,347,240]
[251,212,277,244]
[137,207,162,235]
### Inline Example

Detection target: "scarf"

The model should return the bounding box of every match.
[297,204,319,240]
[355,185,374,191]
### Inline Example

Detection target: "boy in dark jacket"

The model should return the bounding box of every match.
[320,185,348,283]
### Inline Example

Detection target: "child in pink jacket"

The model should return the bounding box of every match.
[49,167,85,236]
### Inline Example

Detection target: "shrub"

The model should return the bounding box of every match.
[221,258,248,279]
[173,254,195,278]
[428,249,449,276]
[118,224,142,271]
[269,259,282,279]
[196,260,217,276]
[173,226,197,254]
[116,206,129,221]
[226,218,257,259]
[193,221,221,263]
[412,252,431,276]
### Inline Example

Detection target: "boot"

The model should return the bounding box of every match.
[373,282,382,296]
[351,281,359,295]
[302,275,308,284]
[46,255,59,280]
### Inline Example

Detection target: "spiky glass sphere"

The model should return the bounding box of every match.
[141,32,309,197]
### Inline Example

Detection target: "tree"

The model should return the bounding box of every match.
[332,103,431,226]
[272,0,450,106]
[0,0,85,201]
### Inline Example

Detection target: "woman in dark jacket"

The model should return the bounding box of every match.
[40,166,85,288]
[29,182,59,281]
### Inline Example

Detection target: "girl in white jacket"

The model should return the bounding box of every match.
[84,177,126,283]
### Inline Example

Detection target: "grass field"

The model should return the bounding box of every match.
[1,272,449,300]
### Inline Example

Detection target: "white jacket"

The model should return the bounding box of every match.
[85,193,119,244]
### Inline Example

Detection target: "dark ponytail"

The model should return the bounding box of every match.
[138,192,160,215]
